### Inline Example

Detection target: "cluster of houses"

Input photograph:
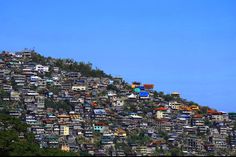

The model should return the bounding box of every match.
[0,50,236,156]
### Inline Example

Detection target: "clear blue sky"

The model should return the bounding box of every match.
[0,0,236,112]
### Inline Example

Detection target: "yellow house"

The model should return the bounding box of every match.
[190,105,200,111]
[156,111,164,119]
[61,144,70,152]
[69,114,80,120]
[60,125,69,136]
[131,82,141,88]
[114,128,127,137]
[57,114,70,119]
[154,107,168,119]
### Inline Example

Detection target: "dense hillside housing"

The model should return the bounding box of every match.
[0,49,236,156]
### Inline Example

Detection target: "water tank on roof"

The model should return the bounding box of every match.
[134,88,141,93]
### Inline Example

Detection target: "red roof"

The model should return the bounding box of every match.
[193,114,203,119]
[207,109,222,115]
[154,107,168,111]
[95,122,108,126]
[143,84,154,89]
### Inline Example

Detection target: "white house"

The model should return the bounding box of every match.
[112,98,125,107]
[128,93,137,99]
[35,64,49,72]
[108,91,117,97]
[72,85,86,91]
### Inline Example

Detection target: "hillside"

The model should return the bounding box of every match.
[0,49,236,156]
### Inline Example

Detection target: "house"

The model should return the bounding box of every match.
[169,101,182,110]
[66,72,81,80]
[84,129,93,138]
[25,115,38,125]
[108,91,117,97]
[135,146,147,156]
[183,136,204,153]
[183,126,197,135]
[101,132,114,145]
[46,79,54,85]
[127,93,137,99]
[143,84,154,91]
[139,91,149,99]
[93,122,108,133]
[13,74,26,86]
[9,110,21,118]
[61,144,70,152]
[230,130,236,148]
[61,82,72,90]
[197,126,209,134]
[129,112,143,119]
[154,107,169,119]
[25,103,37,112]
[30,75,41,82]
[53,67,60,73]
[21,50,32,58]
[45,135,59,148]
[114,128,127,137]
[190,105,200,111]
[211,133,228,149]
[69,112,80,121]
[0,70,5,82]
[35,64,49,72]
[101,78,110,85]
[15,52,23,58]
[24,95,35,103]
[57,114,70,122]
[36,96,45,110]
[209,111,229,122]
[10,91,20,101]
[2,84,12,92]
[111,149,126,156]
[0,59,5,68]
[131,82,141,88]
[22,68,37,76]
[112,97,125,107]
[93,109,107,120]
[60,125,70,136]
[171,91,180,98]
[26,90,39,96]
[228,112,236,120]
[191,114,204,126]
[38,79,47,89]
[72,85,86,91]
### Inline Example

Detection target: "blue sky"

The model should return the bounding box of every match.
[0,0,236,112]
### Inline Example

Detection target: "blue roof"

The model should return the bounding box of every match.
[180,114,191,118]
[94,109,106,115]
[137,86,145,90]
[139,91,149,97]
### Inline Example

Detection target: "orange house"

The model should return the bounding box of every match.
[190,105,200,111]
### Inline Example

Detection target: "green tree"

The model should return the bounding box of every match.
[0,88,9,99]
[170,148,183,156]
[45,99,72,112]
[0,113,79,156]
